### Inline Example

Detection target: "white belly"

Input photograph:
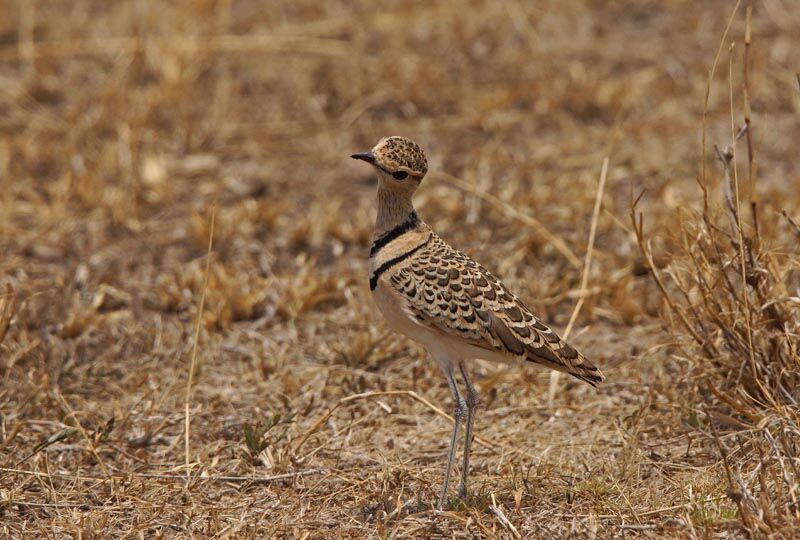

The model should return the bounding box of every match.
[372,281,428,343]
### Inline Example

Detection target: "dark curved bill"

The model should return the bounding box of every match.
[350,151,375,164]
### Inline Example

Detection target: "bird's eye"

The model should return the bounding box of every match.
[392,171,409,180]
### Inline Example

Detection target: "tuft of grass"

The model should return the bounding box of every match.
[630,3,800,534]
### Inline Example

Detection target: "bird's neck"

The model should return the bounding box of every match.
[375,183,416,239]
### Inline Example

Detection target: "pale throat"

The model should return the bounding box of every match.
[374,181,416,238]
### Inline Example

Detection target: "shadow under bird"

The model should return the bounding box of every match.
[351,136,604,510]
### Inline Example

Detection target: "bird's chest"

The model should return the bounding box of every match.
[371,279,424,341]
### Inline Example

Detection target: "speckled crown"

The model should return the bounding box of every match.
[373,136,428,176]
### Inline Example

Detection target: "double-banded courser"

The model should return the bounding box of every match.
[351,136,604,510]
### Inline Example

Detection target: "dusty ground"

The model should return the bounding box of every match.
[1,0,799,538]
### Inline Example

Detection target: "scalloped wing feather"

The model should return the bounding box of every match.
[386,233,604,386]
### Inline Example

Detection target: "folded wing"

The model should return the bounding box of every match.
[388,234,604,386]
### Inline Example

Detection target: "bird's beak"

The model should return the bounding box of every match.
[350,151,376,164]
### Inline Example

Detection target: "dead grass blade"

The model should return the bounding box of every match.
[437,172,582,269]
[185,203,216,480]
[489,493,521,539]
[548,157,609,403]
[0,283,15,346]
[782,211,800,239]
[699,0,742,190]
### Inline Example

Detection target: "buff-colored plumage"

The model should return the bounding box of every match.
[351,136,604,510]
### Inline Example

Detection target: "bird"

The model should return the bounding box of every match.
[350,136,604,510]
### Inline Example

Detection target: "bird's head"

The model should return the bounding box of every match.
[351,136,428,195]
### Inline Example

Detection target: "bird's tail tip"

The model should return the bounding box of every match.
[570,358,605,388]
[573,369,605,388]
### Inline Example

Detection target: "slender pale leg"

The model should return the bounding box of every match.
[458,362,480,499]
[438,365,466,510]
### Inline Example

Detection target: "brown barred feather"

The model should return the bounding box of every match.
[387,231,604,386]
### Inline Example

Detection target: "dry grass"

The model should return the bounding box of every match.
[1,0,799,538]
